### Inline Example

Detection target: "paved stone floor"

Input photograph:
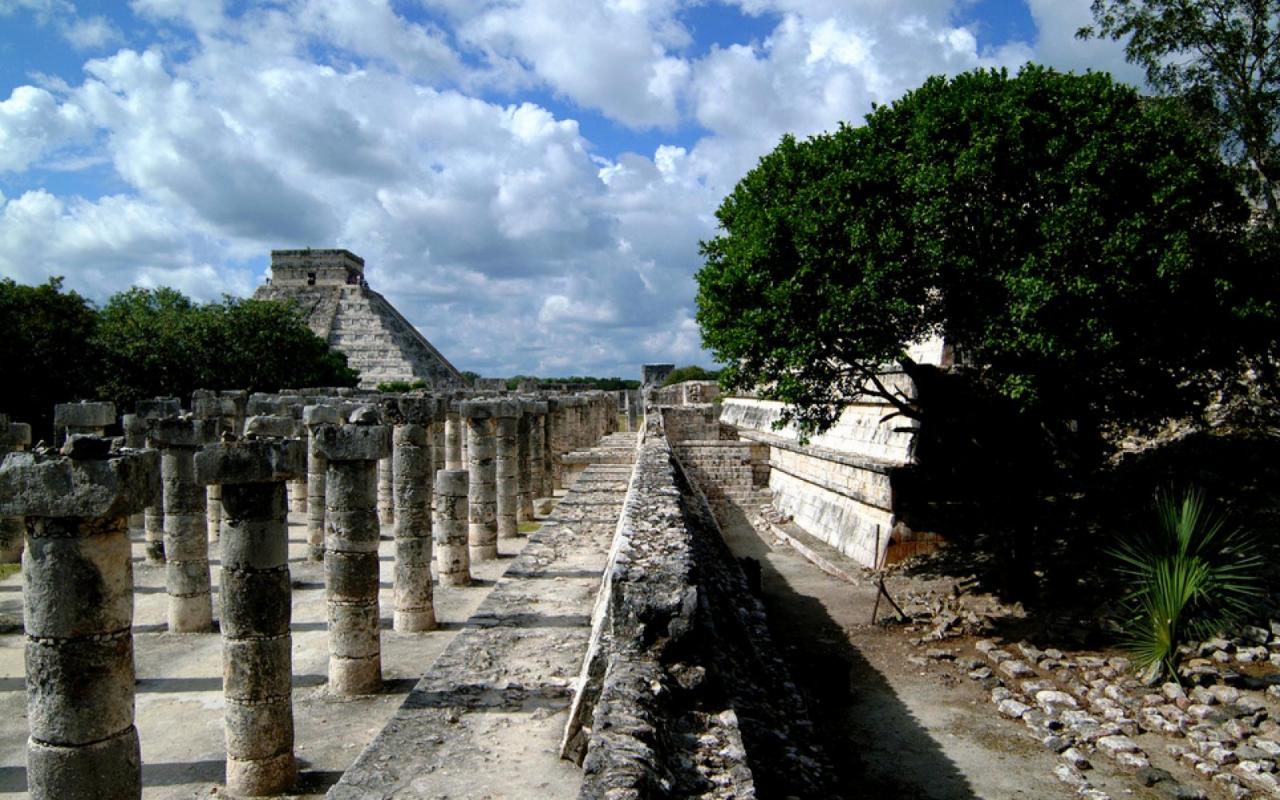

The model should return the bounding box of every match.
[0,511,530,798]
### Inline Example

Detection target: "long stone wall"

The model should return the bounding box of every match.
[563,414,836,798]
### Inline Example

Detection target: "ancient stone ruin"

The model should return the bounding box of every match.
[255,250,465,390]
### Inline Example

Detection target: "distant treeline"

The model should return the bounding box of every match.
[0,278,358,441]
[504,375,641,391]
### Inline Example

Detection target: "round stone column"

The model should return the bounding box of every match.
[303,405,341,562]
[137,398,181,564]
[0,414,22,563]
[196,432,304,797]
[392,423,435,631]
[0,442,159,800]
[546,398,565,491]
[315,411,390,696]
[377,455,394,528]
[526,401,549,502]
[494,401,521,539]
[444,407,463,470]
[433,469,470,586]
[461,401,498,561]
[150,417,216,632]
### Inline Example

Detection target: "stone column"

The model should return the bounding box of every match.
[303,405,341,562]
[547,398,565,491]
[378,455,394,528]
[137,398,181,564]
[430,398,446,496]
[315,410,390,695]
[516,405,533,523]
[193,391,248,546]
[196,428,303,797]
[526,401,549,502]
[461,401,498,561]
[444,406,463,470]
[121,414,147,538]
[0,415,22,563]
[150,417,216,632]
[52,401,115,446]
[433,469,470,586]
[0,441,159,800]
[494,401,520,539]
[392,414,435,632]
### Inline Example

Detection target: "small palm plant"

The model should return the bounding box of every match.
[1110,487,1263,684]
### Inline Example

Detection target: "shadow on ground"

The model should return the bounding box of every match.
[713,499,977,799]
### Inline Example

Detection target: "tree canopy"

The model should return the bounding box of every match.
[94,288,359,409]
[0,278,101,438]
[1080,0,1280,223]
[661,365,721,386]
[0,281,358,439]
[696,65,1276,438]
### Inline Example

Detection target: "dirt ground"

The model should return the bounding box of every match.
[713,501,1162,800]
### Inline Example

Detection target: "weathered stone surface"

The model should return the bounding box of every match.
[313,423,390,462]
[194,439,305,485]
[243,414,302,439]
[0,449,160,518]
[54,401,115,429]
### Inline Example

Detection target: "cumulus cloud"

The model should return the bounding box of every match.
[0,0,1146,376]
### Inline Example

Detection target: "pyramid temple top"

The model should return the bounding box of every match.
[269,249,365,288]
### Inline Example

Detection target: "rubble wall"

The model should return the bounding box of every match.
[566,415,836,799]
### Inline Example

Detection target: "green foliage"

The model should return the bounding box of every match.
[697,65,1273,438]
[661,365,721,386]
[0,278,100,440]
[1110,488,1263,683]
[460,370,481,386]
[1080,0,1280,222]
[377,380,427,393]
[93,289,358,409]
[500,375,641,391]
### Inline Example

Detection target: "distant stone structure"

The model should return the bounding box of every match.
[255,249,465,391]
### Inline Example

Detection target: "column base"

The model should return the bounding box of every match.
[227,751,296,798]
[328,656,381,695]
[469,544,498,561]
[168,594,213,632]
[394,609,437,632]
[437,571,471,587]
[28,726,141,800]
[144,541,165,564]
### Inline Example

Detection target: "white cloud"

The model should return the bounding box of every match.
[0,85,93,172]
[0,0,1158,377]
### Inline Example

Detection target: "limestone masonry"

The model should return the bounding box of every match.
[254,249,465,390]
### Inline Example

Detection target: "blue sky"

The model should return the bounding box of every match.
[0,0,1140,378]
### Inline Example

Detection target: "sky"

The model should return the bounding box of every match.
[0,0,1143,379]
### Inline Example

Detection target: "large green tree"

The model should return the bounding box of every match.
[94,289,359,408]
[1079,0,1280,222]
[697,66,1275,439]
[0,278,101,440]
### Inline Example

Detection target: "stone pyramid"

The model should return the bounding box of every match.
[254,249,465,390]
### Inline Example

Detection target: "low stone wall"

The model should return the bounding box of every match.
[563,416,835,798]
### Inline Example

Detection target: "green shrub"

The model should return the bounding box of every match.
[1110,488,1263,683]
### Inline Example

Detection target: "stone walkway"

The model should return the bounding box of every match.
[332,433,636,798]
